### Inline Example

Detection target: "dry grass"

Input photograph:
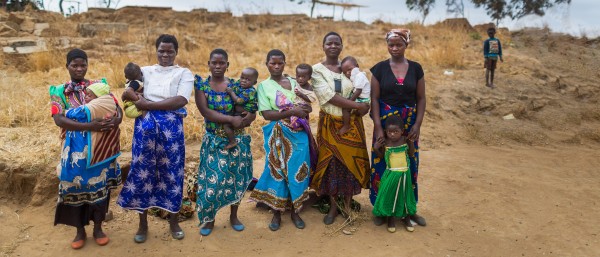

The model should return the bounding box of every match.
[0,10,476,166]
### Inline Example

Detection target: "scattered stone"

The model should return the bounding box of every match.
[2,38,47,54]
[33,23,50,36]
[7,13,25,25]
[503,114,516,120]
[78,22,129,37]
[444,70,454,76]
[0,21,19,37]
[19,17,35,33]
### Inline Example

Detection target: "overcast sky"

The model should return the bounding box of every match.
[45,0,599,37]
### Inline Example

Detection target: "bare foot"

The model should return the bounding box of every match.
[224,141,238,150]
[338,125,350,135]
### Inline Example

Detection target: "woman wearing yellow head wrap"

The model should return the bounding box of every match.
[48,49,123,249]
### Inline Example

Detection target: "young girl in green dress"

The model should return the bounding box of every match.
[372,114,417,233]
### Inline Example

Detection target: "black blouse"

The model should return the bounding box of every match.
[370,59,424,107]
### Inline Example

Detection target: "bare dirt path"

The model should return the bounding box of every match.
[2,144,599,257]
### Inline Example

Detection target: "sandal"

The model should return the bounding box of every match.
[171,230,185,240]
[94,235,110,246]
[403,217,414,232]
[323,215,336,225]
[70,239,85,250]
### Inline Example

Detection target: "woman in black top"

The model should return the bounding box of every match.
[369,29,427,231]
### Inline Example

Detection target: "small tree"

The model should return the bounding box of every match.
[406,0,436,24]
[472,0,572,26]
[446,0,465,17]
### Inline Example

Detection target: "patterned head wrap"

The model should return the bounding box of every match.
[386,29,411,44]
[87,83,110,97]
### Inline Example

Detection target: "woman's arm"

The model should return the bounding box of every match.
[407,139,416,158]
[261,106,307,121]
[371,75,384,141]
[327,95,369,114]
[407,77,426,142]
[194,89,242,127]
[53,114,112,131]
[135,95,187,111]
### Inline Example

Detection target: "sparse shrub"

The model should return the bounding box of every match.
[469,32,482,40]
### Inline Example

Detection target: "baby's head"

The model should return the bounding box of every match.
[341,56,359,79]
[240,67,259,89]
[295,63,312,87]
[85,83,110,103]
[385,114,405,141]
[124,62,142,81]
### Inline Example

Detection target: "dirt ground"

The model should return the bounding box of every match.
[1,144,599,257]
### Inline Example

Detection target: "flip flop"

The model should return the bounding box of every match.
[171,230,185,240]
[403,218,415,232]
[292,218,305,229]
[410,214,427,226]
[134,233,147,243]
[231,223,245,232]
[268,222,280,231]
[199,228,212,236]
[94,235,110,246]
[323,215,336,225]
[70,239,85,250]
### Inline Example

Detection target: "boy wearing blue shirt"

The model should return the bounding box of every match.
[483,27,503,88]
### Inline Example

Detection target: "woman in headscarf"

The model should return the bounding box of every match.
[117,34,194,243]
[49,48,122,249]
[194,48,257,236]
[370,29,427,231]
[249,49,313,231]
[310,32,371,225]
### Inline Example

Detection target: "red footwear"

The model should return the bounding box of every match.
[71,239,85,249]
[94,235,110,246]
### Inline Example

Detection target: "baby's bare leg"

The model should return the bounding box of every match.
[223,124,238,150]
[338,108,351,135]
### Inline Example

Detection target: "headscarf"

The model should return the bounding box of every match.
[87,83,110,97]
[386,29,411,44]
[66,48,88,67]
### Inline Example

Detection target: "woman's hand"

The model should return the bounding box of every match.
[374,124,385,142]
[357,102,370,116]
[373,137,385,149]
[89,118,114,132]
[134,96,150,110]
[291,105,309,118]
[240,111,256,127]
[231,115,244,129]
[407,124,421,142]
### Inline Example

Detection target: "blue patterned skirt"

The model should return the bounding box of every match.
[249,121,311,212]
[118,109,186,213]
[196,131,253,224]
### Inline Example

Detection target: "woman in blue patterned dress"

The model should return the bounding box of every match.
[117,34,194,243]
[194,48,257,236]
[49,48,122,249]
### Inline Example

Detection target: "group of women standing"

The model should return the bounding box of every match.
[50,30,426,249]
